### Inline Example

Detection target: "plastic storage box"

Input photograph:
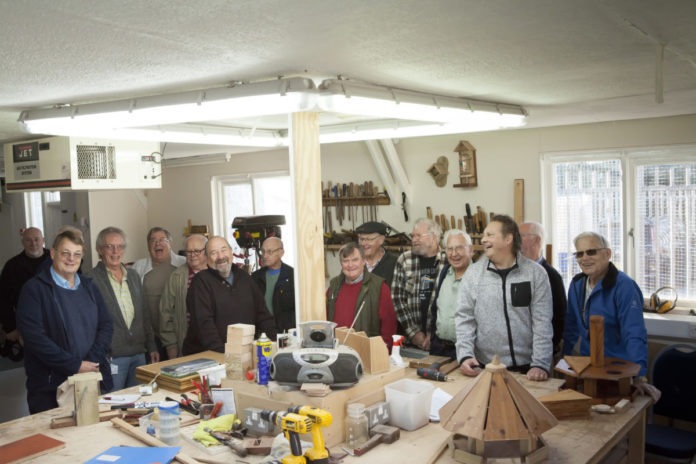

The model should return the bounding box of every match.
[384,378,434,431]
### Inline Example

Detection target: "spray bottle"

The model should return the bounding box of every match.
[391,334,406,367]
[256,333,272,385]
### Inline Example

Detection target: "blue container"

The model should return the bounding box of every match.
[256,333,272,385]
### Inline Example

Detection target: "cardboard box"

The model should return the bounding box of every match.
[223,365,406,447]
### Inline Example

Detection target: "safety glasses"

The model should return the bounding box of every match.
[573,248,606,259]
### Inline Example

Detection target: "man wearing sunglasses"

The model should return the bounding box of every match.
[562,232,649,378]
[158,234,208,359]
[251,237,296,333]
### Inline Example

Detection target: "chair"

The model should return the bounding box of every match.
[645,344,696,463]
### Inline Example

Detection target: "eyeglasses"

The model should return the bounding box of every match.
[149,238,170,245]
[185,248,205,256]
[573,248,606,259]
[103,244,126,251]
[58,250,83,260]
[446,245,468,254]
[259,247,282,257]
[358,235,380,243]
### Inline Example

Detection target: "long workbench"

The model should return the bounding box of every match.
[0,367,650,463]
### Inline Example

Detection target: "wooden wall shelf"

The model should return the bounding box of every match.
[322,194,390,207]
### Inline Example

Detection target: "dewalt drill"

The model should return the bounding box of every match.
[288,406,332,464]
[261,409,311,464]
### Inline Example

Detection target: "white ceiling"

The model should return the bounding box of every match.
[1,0,695,159]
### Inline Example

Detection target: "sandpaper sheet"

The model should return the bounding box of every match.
[0,433,65,464]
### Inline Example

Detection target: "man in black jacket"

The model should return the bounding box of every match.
[520,221,567,357]
[251,237,295,333]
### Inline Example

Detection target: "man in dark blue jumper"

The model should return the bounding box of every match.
[17,229,113,414]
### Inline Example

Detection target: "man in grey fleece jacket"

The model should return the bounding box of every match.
[455,215,553,381]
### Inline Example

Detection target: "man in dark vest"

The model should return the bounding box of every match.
[356,221,398,287]
[326,242,397,351]
[251,237,295,333]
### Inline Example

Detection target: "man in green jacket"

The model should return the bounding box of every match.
[158,234,208,359]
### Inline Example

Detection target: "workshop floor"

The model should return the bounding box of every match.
[0,357,30,423]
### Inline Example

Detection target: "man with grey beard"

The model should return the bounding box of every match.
[182,236,276,354]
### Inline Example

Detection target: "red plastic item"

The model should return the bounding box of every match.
[245,370,255,381]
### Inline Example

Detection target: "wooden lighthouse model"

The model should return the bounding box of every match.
[557,315,640,404]
[439,356,558,463]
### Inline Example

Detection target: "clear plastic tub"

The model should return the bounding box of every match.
[158,401,181,445]
[384,378,434,431]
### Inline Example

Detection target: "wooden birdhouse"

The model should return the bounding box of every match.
[555,315,640,405]
[453,140,478,188]
[439,356,558,463]
[67,372,103,426]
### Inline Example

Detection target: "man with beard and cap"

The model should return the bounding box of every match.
[159,234,209,359]
[251,237,295,333]
[355,221,398,288]
[428,229,474,359]
[1,227,50,359]
[455,215,553,382]
[391,218,447,350]
[182,236,277,354]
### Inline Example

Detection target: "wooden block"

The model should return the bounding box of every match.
[408,355,451,369]
[225,342,254,354]
[589,315,605,367]
[301,383,331,397]
[68,372,102,426]
[226,333,255,345]
[0,434,65,464]
[50,409,122,428]
[513,179,524,223]
[227,323,255,338]
[135,351,226,393]
[538,389,591,420]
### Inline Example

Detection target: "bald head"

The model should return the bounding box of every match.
[22,227,45,258]
[260,237,284,270]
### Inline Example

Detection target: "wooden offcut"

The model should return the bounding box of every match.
[590,315,605,367]
[68,371,102,426]
[135,350,225,392]
[538,389,592,420]
[334,327,390,374]
[110,417,199,464]
[0,433,65,464]
[513,179,524,223]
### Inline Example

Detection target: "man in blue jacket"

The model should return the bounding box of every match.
[17,229,113,413]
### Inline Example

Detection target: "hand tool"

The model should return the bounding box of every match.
[426,206,432,219]
[181,393,200,411]
[288,405,332,464]
[440,214,447,231]
[417,367,454,381]
[204,427,248,457]
[402,192,409,221]
[210,401,223,419]
[465,203,473,233]
[165,396,198,415]
[353,424,400,456]
[110,401,161,410]
[451,215,456,230]
[261,409,310,464]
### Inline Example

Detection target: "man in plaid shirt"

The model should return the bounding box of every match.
[391,218,447,350]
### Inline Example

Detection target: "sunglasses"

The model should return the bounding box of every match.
[573,248,606,259]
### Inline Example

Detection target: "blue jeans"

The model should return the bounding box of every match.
[110,353,146,391]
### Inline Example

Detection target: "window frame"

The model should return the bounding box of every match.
[542,143,696,306]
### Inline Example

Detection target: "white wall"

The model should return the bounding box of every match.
[0,190,27,265]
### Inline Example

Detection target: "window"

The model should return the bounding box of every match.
[543,144,696,303]
[211,172,295,270]
[24,191,62,233]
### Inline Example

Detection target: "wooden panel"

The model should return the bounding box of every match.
[484,372,529,441]
[513,179,524,223]
[440,371,492,440]
[590,315,605,367]
[504,374,558,436]
[0,434,65,464]
[289,111,325,322]
[564,356,591,376]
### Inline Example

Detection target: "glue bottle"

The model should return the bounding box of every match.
[391,334,406,367]
[256,332,272,385]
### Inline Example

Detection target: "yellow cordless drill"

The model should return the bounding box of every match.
[261,409,311,464]
[289,406,332,464]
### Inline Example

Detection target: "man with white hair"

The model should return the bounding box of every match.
[520,221,567,357]
[428,229,474,359]
[392,218,447,350]
[0,227,50,357]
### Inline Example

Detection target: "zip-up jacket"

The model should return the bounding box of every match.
[562,262,647,376]
[251,263,295,332]
[455,254,553,372]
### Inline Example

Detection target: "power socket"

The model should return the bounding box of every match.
[688,323,696,339]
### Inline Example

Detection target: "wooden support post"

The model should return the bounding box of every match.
[289,112,325,322]
[590,315,605,367]
[513,179,524,223]
[584,378,598,398]
[68,372,102,426]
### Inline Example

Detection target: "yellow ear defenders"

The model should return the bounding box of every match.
[650,286,678,314]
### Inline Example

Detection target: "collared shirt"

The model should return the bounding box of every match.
[435,266,462,342]
[366,248,385,273]
[50,267,80,290]
[107,264,135,328]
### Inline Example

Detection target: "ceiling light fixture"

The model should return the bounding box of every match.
[18,77,526,145]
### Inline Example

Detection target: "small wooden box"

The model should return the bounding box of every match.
[538,389,592,420]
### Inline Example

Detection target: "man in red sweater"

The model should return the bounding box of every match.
[326,242,397,351]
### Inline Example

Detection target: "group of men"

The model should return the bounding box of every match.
[1,211,655,413]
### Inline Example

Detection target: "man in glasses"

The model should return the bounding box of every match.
[392,218,447,350]
[88,227,158,390]
[428,229,474,359]
[562,232,649,380]
[251,237,295,333]
[131,227,186,281]
[0,227,50,361]
[455,215,553,382]
[183,236,276,354]
[355,221,398,288]
[16,229,113,413]
[158,234,208,359]
[520,221,567,358]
